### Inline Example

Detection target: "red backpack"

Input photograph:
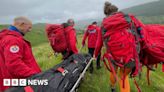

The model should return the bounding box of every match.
[140,24,164,65]
[102,12,141,77]
[102,13,142,92]
[45,24,68,53]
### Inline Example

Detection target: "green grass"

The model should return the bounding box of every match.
[31,34,164,92]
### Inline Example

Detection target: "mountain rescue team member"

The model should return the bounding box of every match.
[82,21,101,73]
[0,17,41,92]
[94,2,144,92]
[61,19,78,59]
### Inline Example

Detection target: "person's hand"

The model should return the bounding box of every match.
[82,41,85,47]
[93,55,96,61]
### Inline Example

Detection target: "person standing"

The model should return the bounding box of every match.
[61,19,78,59]
[0,17,41,92]
[94,2,144,92]
[82,21,101,73]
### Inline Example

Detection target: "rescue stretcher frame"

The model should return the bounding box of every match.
[70,58,94,92]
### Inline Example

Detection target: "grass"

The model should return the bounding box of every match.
[31,34,164,92]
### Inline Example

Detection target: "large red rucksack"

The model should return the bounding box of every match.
[140,24,164,65]
[102,12,143,92]
[45,24,68,53]
[137,24,164,85]
[102,12,141,77]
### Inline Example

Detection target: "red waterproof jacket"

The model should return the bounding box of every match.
[65,26,78,54]
[0,29,41,92]
[82,25,100,48]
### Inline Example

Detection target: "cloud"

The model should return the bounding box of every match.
[0,0,158,24]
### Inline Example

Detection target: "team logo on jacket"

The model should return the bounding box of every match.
[88,30,96,33]
[10,45,20,53]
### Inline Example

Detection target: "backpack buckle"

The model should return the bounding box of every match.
[62,70,68,76]
[57,67,68,76]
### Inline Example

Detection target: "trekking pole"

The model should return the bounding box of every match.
[70,58,94,92]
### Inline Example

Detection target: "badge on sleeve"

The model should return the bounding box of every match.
[10,45,20,53]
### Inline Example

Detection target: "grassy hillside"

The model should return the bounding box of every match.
[122,0,164,16]
[137,15,164,24]
[25,24,48,46]
[0,24,48,46]
[76,19,102,30]
[121,0,164,24]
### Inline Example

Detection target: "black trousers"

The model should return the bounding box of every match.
[88,48,101,70]
[61,50,74,60]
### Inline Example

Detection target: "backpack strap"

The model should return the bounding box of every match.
[124,14,143,92]
[147,68,150,85]
[124,14,140,45]
[57,67,68,76]
[101,27,109,49]
[102,53,119,82]
[124,13,141,72]
[133,78,142,92]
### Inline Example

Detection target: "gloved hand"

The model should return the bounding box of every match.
[82,41,85,47]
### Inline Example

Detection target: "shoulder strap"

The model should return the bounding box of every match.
[124,13,141,39]
[124,14,131,23]
[101,26,110,50]
[124,14,141,54]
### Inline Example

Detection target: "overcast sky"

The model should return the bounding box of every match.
[0,0,158,24]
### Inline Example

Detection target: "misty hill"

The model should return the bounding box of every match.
[75,18,102,30]
[77,0,164,29]
[122,0,164,16]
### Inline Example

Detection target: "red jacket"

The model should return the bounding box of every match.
[0,29,41,92]
[82,25,100,48]
[65,26,78,54]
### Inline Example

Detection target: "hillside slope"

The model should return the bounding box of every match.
[0,24,48,46]
[122,0,164,16]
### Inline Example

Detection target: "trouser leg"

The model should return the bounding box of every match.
[96,53,101,69]
[88,48,94,73]
[119,68,131,92]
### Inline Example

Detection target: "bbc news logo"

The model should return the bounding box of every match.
[3,79,48,86]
